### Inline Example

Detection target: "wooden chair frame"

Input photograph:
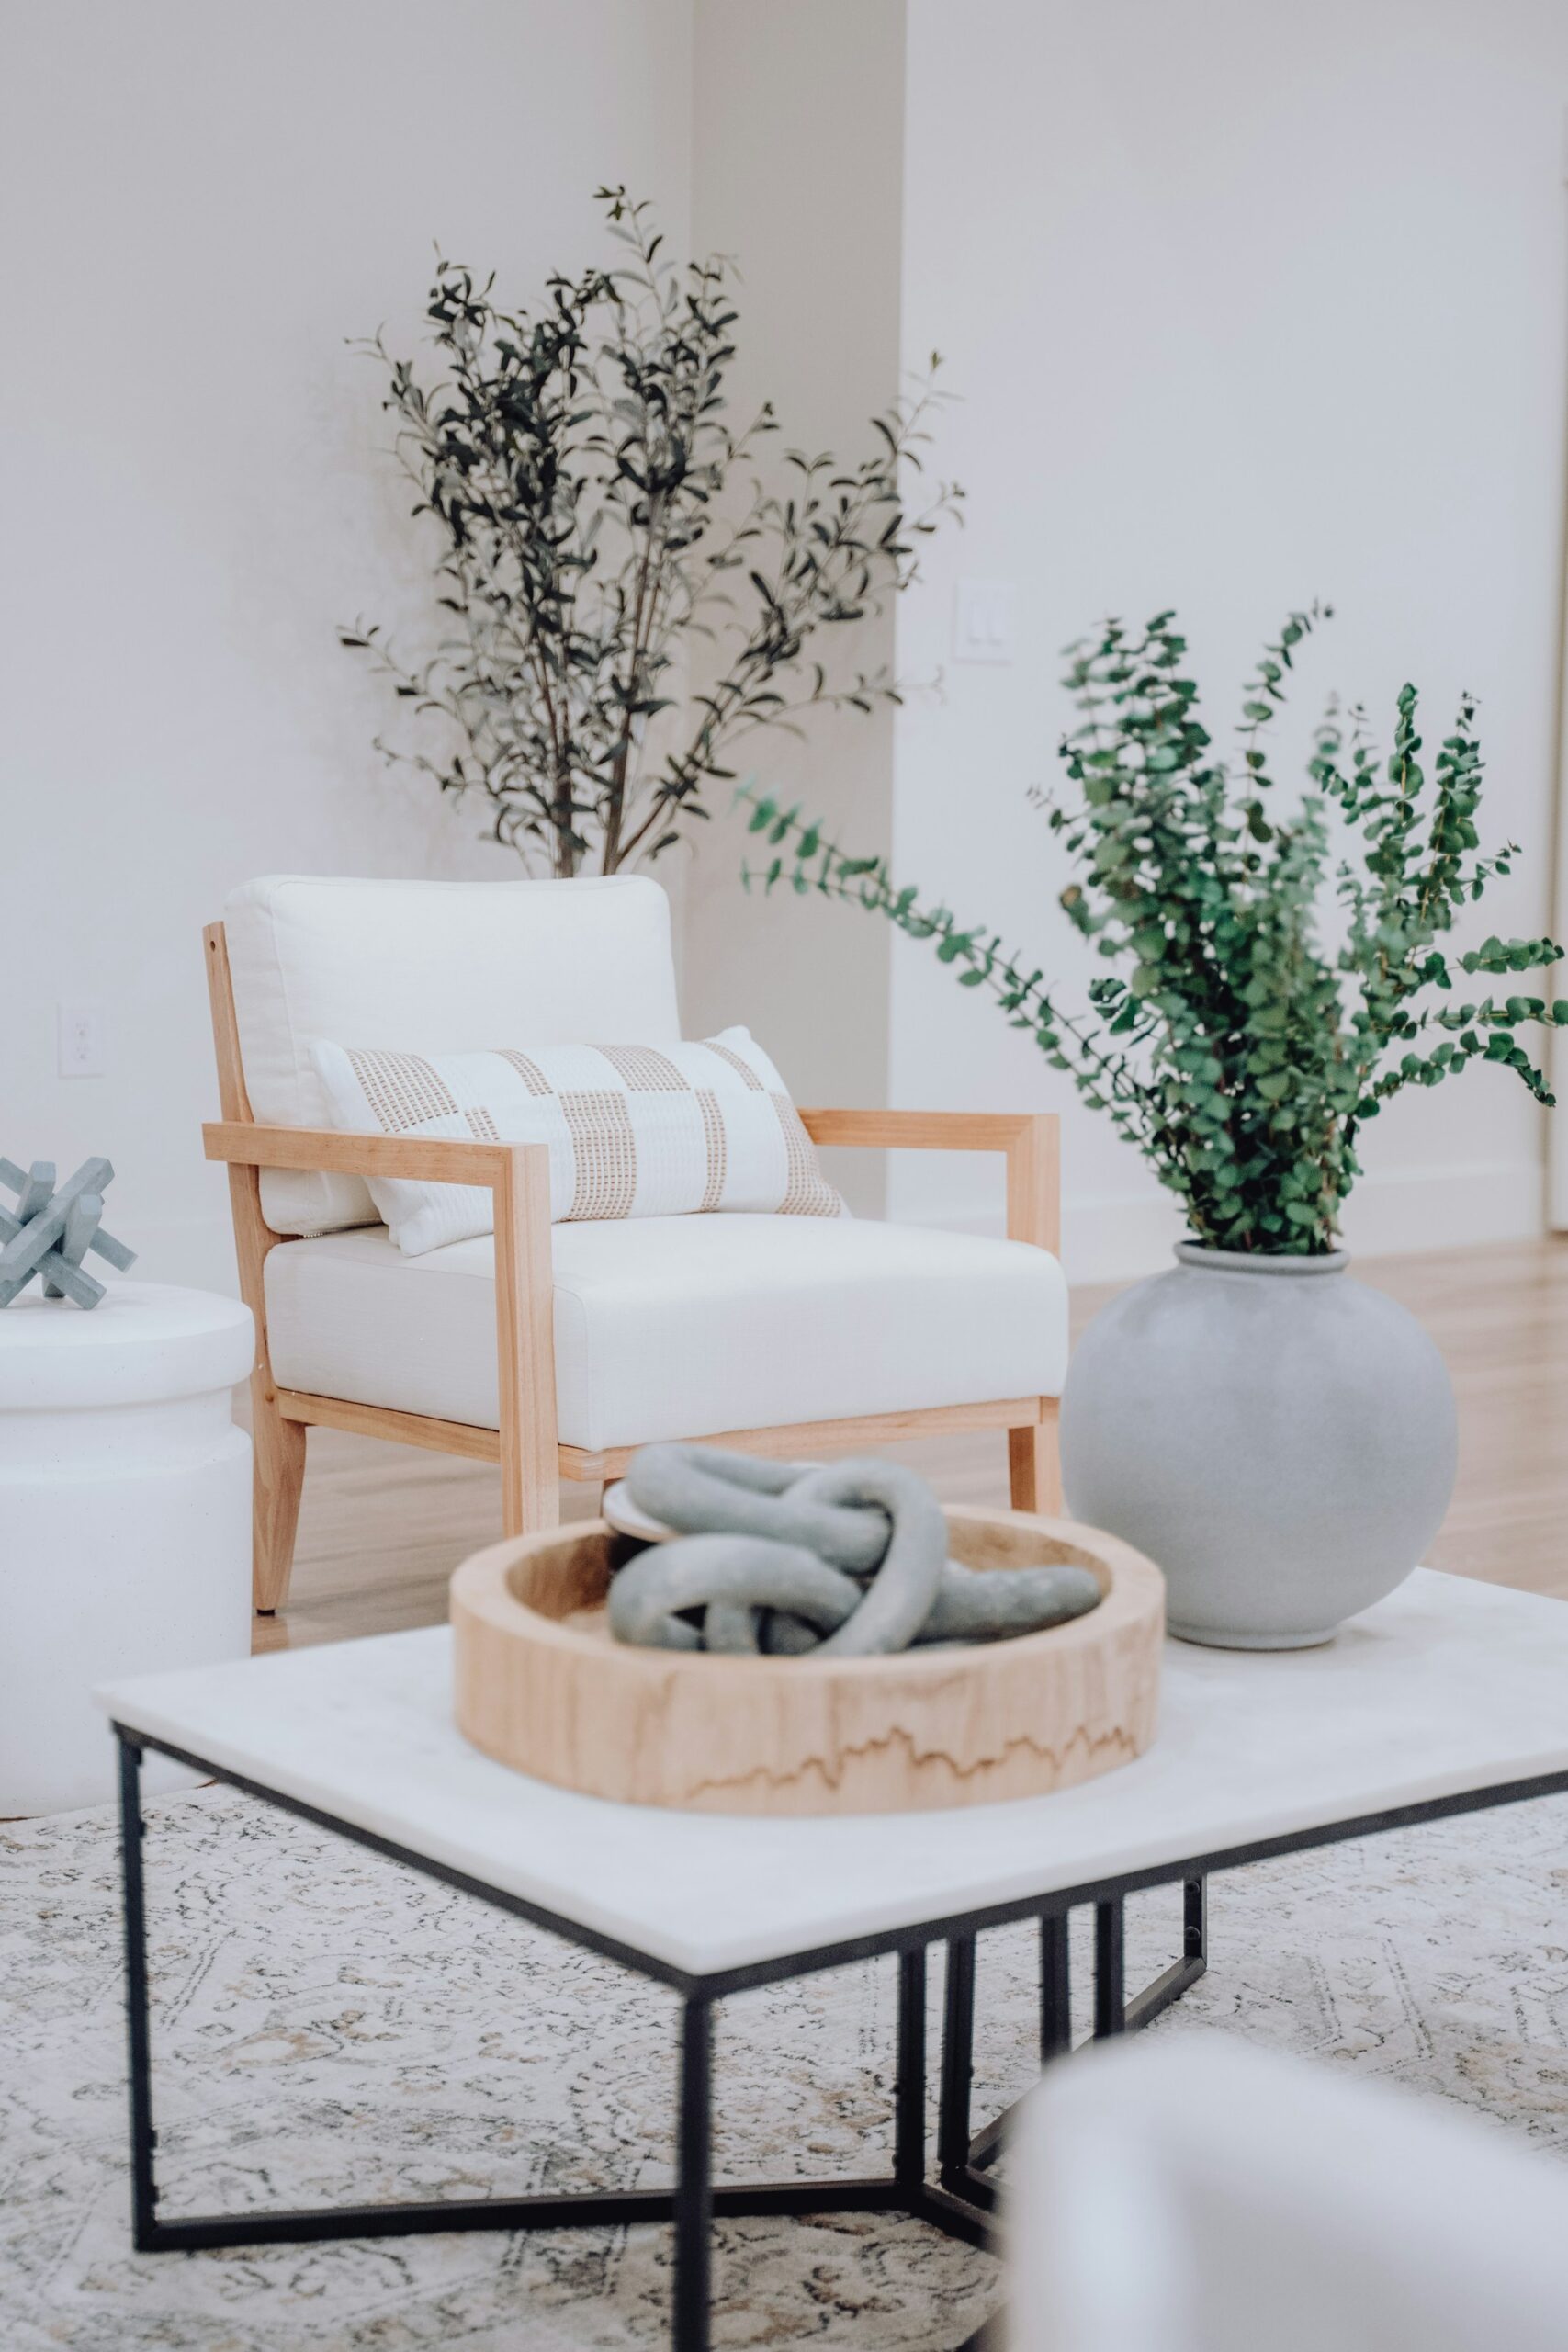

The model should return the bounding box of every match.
[203,922,1062,1613]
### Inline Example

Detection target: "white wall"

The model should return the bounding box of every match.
[0,0,692,1286]
[681,0,907,1213]
[889,0,1568,1277]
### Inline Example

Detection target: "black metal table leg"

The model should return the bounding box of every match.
[118,1733,160,2251]
[935,1934,999,2214]
[964,1878,1207,2194]
[1124,1875,1208,2030]
[673,1996,714,2352]
[967,1906,1076,2174]
[895,1946,927,2191]
[1187,1873,1206,1959]
[937,1936,976,2188]
[1039,1911,1071,2063]
[1093,1896,1126,2036]
[907,1937,990,2248]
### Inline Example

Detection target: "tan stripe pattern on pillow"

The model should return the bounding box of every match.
[311,1028,843,1256]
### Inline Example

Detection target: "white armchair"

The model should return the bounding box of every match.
[203,875,1068,1612]
[1006,2034,1568,2352]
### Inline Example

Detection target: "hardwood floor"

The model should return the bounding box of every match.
[253,1237,1568,1655]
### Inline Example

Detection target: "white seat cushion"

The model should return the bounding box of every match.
[265,1216,1067,1453]
[224,874,681,1238]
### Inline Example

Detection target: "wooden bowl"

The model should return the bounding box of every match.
[450,1509,1164,1816]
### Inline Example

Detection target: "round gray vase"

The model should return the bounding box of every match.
[1060,1243,1457,1649]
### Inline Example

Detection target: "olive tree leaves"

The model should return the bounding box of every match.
[341,189,962,877]
[744,609,1565,1255]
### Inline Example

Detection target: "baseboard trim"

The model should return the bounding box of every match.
[1339,1158,1544,1261]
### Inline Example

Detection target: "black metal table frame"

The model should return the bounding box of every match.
[115,1724,1568,2352]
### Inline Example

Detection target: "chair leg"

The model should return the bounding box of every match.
[1009,1401,1062,1516]
[501,1422,561,1537]
[252,1379,307,1613]
[494,1141,559,1540]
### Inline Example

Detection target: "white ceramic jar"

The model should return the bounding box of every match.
[0,1282,254,1813]
[1062,1245,1457,1650]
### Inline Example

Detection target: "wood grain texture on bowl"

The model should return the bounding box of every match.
[450,1508,1164,1815]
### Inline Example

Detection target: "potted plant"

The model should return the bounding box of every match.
[746,608,1566,1645]
[341,189,960,878]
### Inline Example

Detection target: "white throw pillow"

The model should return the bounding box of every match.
[310,1029,844,1256]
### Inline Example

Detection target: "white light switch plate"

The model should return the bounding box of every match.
[58,1001,105,1078]
[953,578,1017,664]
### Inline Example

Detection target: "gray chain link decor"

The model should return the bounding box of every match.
[608,1444,1101,1657]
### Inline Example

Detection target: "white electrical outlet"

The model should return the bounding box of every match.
[58,1002,105,1079]
[953,578,1017,664]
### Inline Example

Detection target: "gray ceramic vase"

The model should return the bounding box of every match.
[1060,1243,1457,1649]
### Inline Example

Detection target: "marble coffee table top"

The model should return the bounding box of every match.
[97,1569,1568,1980]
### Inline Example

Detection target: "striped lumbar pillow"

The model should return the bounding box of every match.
[310,1029,843,1256]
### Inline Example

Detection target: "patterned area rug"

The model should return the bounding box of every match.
[4,1781,1568,2349]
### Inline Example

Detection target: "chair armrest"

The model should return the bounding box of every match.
[799,1109,1038,1152]
[203,1122,557,1527]
[797,1109,1060,1256]
[203,1121,527,1189]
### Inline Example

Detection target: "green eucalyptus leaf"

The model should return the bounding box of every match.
[731,601,1561,1257]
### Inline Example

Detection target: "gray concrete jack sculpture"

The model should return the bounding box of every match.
[0,1158,137,1308]
[608,1443,1102,1657]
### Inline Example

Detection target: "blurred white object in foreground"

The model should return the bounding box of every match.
[1007,2033,1568,2352]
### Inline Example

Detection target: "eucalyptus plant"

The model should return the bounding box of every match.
[746,608,1566,1254]
[341,188,960,877]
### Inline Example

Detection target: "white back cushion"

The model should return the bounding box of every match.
[223,875,681,1235]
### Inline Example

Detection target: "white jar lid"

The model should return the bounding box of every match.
[0,1283,254,1408]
